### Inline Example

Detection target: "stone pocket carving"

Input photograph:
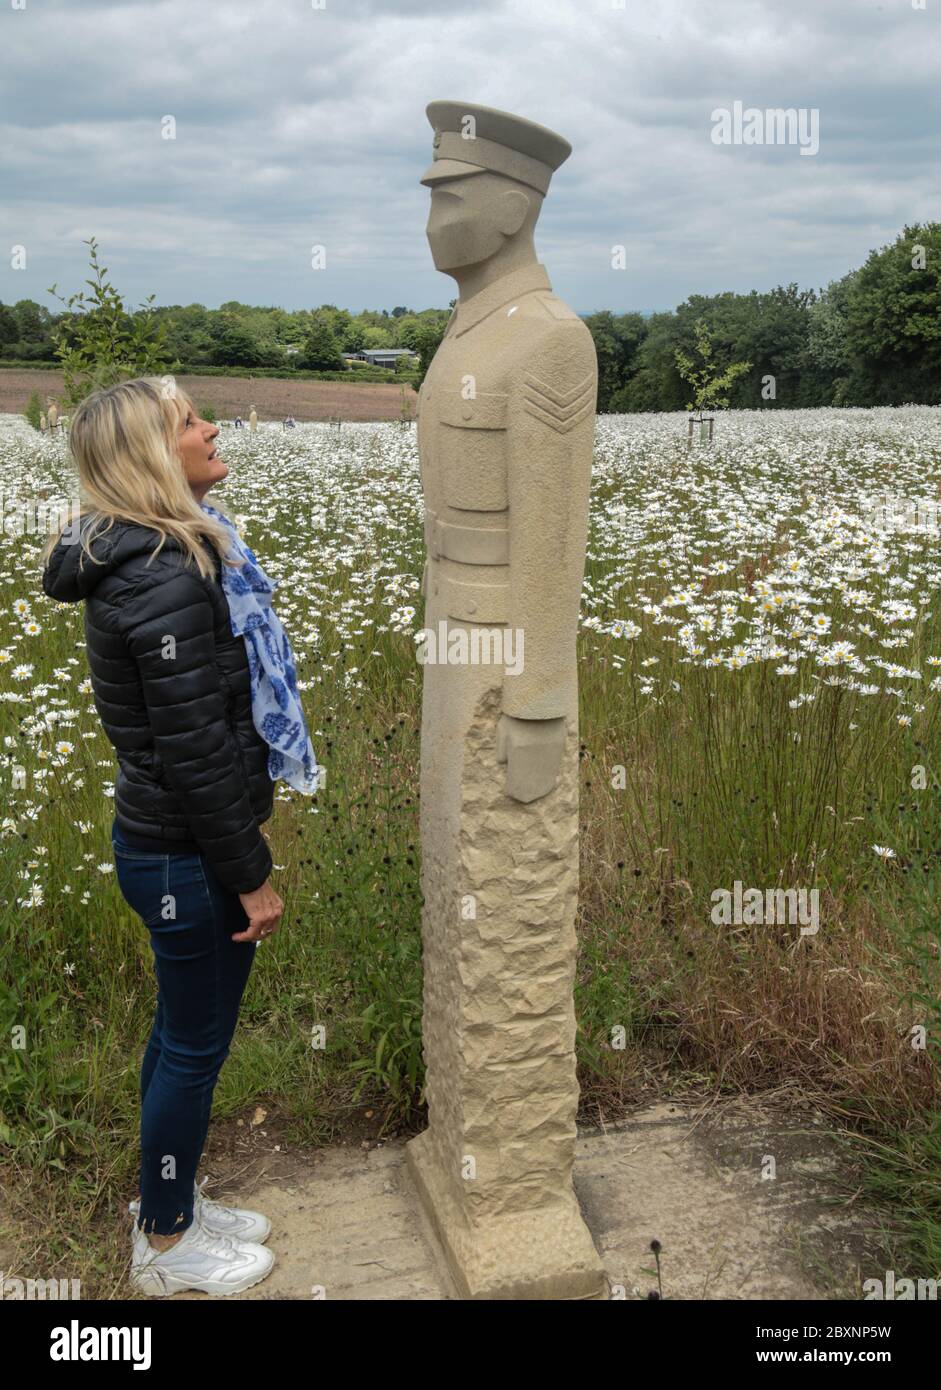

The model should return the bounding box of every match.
[439,390,509,511]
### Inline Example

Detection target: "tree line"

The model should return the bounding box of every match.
[588,223,941,411]
[0,294,447,374]
[2,222,938,410]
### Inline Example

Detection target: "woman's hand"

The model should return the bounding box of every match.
[234,879,284,943]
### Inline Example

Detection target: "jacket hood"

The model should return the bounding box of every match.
[41,516,186,604]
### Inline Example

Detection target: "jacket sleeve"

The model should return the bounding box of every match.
[502,319,597,721]
[118,567,273,894]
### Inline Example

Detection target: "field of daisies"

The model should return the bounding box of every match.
[2,404,940,1282]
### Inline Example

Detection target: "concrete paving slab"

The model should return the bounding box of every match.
[171,1100,874,1300]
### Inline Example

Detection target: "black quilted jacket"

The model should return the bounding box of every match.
[41,515,274,894]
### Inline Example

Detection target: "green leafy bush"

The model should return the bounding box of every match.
[23,390,43,431]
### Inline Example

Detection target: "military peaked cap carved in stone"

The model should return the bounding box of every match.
[420,100,572,195]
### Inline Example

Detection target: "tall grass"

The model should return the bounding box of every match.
[0,408,938,1291]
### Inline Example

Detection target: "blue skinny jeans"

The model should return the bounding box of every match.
[111,819,257,1236]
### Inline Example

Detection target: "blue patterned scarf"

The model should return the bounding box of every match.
[201,502,320,795]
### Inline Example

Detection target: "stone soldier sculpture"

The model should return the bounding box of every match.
[404,100,606,1299]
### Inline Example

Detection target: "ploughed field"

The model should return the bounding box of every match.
[0,368,418,422]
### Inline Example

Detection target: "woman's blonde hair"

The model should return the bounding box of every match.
[41,376,243,581]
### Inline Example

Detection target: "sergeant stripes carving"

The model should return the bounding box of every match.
[521,370,596,433]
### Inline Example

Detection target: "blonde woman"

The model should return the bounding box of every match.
[41,378,319,1297]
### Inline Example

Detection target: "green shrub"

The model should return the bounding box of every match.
[23,391,43,431]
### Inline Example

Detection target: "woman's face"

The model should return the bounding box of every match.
[177,405,226,501]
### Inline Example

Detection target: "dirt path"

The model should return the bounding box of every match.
[154,1098,884,1300]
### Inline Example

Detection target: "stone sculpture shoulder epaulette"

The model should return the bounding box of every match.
[533,293,582,322]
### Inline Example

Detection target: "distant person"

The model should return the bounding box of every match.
[234,416,243,429]
[249,407,258,433]
[283,415,295,429]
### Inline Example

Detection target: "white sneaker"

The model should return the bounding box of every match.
[129,1219,274,1297]
[128,1175,271,1244]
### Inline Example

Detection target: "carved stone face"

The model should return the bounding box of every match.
[424,171,538,273]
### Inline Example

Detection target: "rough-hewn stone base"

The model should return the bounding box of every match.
[405,1128,607,1299]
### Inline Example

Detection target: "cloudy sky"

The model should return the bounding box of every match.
[2,0,938,318]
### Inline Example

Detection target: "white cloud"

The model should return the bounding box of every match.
[1,0,938,314]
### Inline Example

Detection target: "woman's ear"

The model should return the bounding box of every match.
[493,188,531,237]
